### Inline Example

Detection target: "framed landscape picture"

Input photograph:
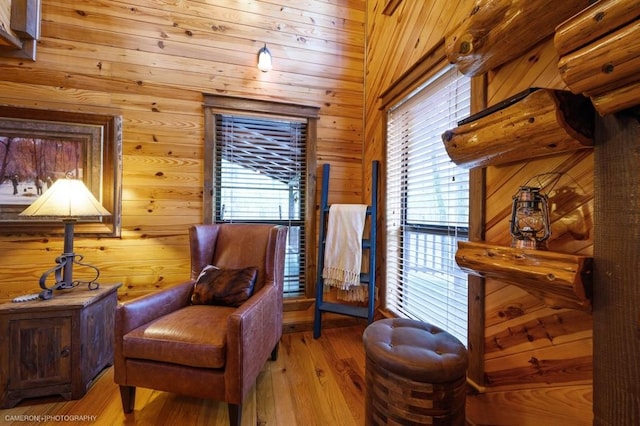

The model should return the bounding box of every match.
[0,106,122,236]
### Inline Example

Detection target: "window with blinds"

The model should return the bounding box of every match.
[386,65,471,345]
[213,113,307,296]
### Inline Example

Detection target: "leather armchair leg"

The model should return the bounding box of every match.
[228,403,241,426]
[120,385,136,413]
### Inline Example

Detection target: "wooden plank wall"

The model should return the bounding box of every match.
[365,1,593,425]
[0,0,366,302]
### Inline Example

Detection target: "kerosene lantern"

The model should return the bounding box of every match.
[509,186,551,250]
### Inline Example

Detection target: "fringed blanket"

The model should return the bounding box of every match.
[322,204,368,301]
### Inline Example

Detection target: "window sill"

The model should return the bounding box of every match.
[456,241,593,312]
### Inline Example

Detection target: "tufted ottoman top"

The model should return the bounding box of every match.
[363,318,468,383]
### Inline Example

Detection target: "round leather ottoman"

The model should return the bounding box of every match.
[363,318,468,426]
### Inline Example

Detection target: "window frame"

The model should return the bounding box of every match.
[203,94,319,298]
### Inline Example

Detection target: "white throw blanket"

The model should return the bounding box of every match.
[322,204,368,299]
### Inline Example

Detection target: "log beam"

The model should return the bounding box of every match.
[445,0,590,77]
[591,80,640,117]
[555,0,640,115]
[554,0,640,57]
[558,20,640,97]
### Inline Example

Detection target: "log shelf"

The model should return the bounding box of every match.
[455,241,593,312]
[442,88,594,169]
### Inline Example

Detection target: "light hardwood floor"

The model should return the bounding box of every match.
[2,324,368,426]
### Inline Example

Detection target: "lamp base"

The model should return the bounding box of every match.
[38,252,101,300]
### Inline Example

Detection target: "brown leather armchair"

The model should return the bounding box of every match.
[114,224,287,426]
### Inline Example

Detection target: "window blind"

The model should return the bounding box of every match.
[386,65,471,344]
[214,114,307,295]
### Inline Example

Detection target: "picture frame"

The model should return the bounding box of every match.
[0,106,122,236]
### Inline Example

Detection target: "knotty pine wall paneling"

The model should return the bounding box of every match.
[365,1,593,424]
[0,0,366,301]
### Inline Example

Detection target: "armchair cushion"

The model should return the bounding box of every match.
[123,305,235,368]
[191,265,258,307]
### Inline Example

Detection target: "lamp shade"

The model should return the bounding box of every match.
[19,178,111,218]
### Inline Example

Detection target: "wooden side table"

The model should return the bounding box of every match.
[0,283,121,408]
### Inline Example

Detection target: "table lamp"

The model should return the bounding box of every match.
[19,177,111,300]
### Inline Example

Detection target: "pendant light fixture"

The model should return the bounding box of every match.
[257,44,272,72]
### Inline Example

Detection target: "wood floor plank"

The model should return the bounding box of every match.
[279,333,339,425]
[300,332,360,426]
[265,340,302,425]
[2,325,366,426]
[314,325,367,425]
[255,368,277,425]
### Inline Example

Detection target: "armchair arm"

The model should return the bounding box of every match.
[115,280,194,337]
[224,280,281,403]
[114,280,194,385]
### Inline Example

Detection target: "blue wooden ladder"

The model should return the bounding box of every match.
[313,160,379,338]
